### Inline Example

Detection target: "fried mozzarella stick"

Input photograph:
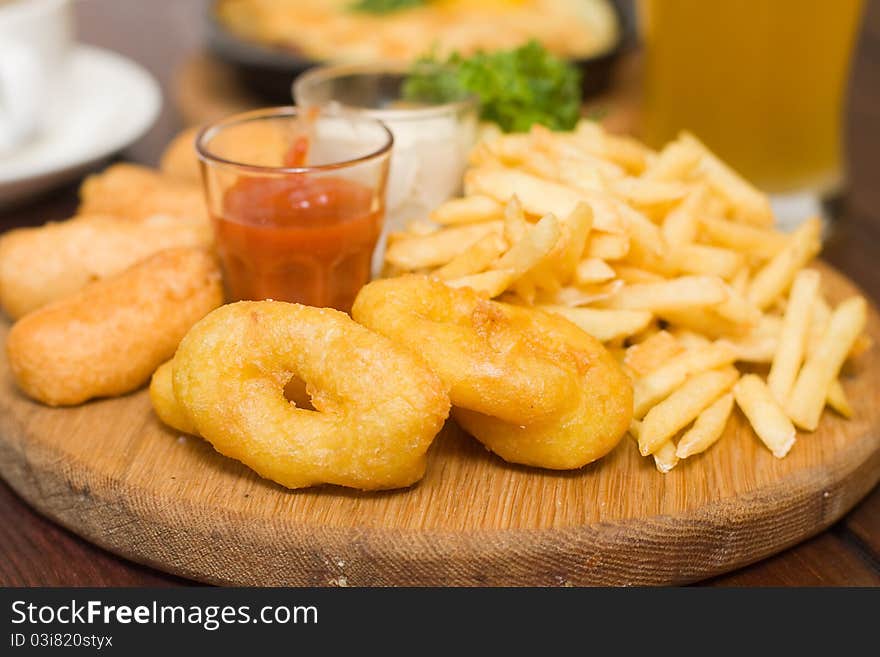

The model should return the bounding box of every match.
[6,248,223,406]
[0,214,211,319]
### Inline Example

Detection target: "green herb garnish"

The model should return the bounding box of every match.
[402,40,582,133]
[350,0,427,14]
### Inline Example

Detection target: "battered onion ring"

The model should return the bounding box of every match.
[168,301,450,490]
[352,276,633,469]
[150,360,197,436]
[353,277,578,425]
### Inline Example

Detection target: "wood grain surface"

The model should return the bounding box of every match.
[0,263,877,586]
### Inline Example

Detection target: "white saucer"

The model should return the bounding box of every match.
[0,45,161,209]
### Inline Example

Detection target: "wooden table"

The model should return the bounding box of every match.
[1,0,878,587]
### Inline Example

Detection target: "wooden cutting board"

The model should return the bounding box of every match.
[0,263,878,586]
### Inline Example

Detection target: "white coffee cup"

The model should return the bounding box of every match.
[0,0,72,156]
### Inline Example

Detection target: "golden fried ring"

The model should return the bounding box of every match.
[352,276,579,425]
[6,248,223,406]
[150,360,198,435]
[352,276,632,469]
[169,301,451,490]
[151,359,318,437]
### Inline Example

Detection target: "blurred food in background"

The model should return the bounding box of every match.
[208,0,626,100]
[215,0,620,64]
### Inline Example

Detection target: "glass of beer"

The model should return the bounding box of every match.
[639,0,864,229]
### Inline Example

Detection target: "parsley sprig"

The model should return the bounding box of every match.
[402,41,582,133]
[350,0,428,14]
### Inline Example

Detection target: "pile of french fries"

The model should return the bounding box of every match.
[383,120,870,472]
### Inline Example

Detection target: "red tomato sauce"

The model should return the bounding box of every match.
[212,139,383,311]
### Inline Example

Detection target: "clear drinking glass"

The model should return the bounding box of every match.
[639,0,865,230]
[197,107,392,312]
[293,63,479,270]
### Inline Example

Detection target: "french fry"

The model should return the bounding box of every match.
[613,265,666,284]
[494,214,561,277]
[544,280,623,307]
[680,131,773,226]
[386,221,502,270]
[747,217,821,310]
[676,392,734,458]
[628,419,642,440]
[601,276,728,313]
[803,296,869,363]
[652,440,680,473]
[503,195,528,243]
[767,269,820,402]
[401,219,439,237]
[430,195,504,225]
[639,367,739,455]
[549,202,593,283]
[445,269,516,298]
[730,267,750,295]
[659,307,750,339]
[574,258,616,285]
[715,313,781,362]
[464,167,621,233]
[669,329,712,350]
[850,333,873,360]
[668,244,746,280]
[540,306,653,342]
[529,123,626,178]
[700,216,788,260]
[826,379,854,418]
[713,285,762,327]
[624,330,684,377]
[615,202,665,258]
[661,184,707,246]
[643,138,702,182]
[573,120,653,173]
[733,374,797,458]
[433,233,508,280]
[482,132,533,164]
[586,232,630,260]
[630,418,683,473]
[609,178,689,209]
[718,332,777,363]
[633,342,737,418]
[557,158,612,194]
[519,150,561,180]
[787,296,867,430]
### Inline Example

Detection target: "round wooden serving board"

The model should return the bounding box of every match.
[1,263,878,586]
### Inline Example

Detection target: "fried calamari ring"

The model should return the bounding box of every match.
[150,358,313,437]
[150,360,198,436]
[168,301,451,490]
[353,277,578,425]
[352,276,633,469]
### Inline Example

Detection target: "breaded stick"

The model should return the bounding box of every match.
[159,126,202,183]
[0,214,211,319]
[78,163,207,223]
[6,248,224,406]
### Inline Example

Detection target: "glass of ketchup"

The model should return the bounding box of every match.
[196,107,393,312]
